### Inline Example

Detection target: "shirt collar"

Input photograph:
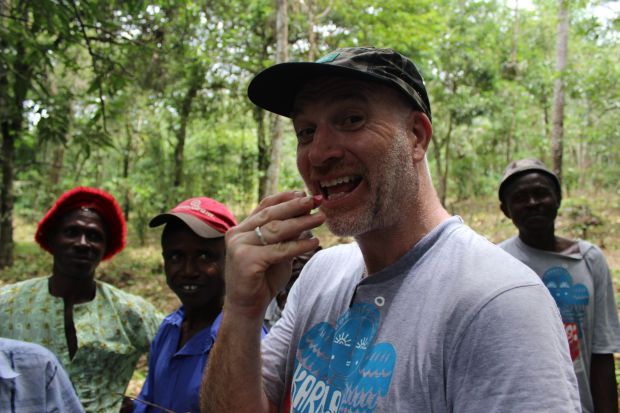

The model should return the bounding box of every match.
[173,307,223,356]
[0,352,19,380]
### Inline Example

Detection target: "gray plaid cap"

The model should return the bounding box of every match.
[498,158,561,202]
[247,47,432,121]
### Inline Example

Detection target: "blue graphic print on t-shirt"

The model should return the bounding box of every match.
[290,303,396,413]
[542,266,589,360]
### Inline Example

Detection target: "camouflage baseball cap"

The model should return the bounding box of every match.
[247,47,432,121]
[498,158,561,202]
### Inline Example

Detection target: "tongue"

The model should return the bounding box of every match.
[326,180,359,199]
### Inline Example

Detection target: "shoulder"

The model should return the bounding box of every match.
[578,239,606,261]
[446,225,539,282]
[434,225,543,308]
[160,308,183,329]
[97,281,157,310]
[0,337,60,365]
[149,309,182,345]
[497,235,518,250]
[299,242,363,284]
[0,277,47,295]
[0,277,47,304]
[97,281,163,321]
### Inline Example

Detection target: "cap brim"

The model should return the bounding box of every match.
[248,62,402,118]
[149,213,224,239]
[498,167,561,202]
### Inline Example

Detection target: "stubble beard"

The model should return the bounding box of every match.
[325,129,419,237]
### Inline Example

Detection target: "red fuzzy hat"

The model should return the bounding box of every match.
[35,187,126,260]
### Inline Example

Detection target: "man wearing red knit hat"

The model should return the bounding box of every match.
[0,187,162,413]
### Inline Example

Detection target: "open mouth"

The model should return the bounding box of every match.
[320,175,362,201]
[69,255,93,263]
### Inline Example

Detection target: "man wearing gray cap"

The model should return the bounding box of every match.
[201,47,579,412]
[499,158,620,413]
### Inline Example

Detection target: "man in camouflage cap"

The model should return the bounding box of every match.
[202,47,579,412]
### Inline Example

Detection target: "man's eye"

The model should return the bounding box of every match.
[198,252,220,263]
[164,252,181,262]
[63,228,78,237]
[534,188,551,198]
[88,232,103,242]
[341,115,364,128]
[296,127,315,143]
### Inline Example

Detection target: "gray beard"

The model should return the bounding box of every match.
[325,129,419,237]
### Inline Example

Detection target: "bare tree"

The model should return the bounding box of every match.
[551,0,569,183]
[263,0,288,196]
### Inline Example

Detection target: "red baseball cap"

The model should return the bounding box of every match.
[35,186,126,260]
[149,197,237,238]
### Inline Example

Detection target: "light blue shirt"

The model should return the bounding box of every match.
[0,337,83,413]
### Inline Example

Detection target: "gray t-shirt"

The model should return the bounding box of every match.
[262,217,580,412]
[500,236,620,413]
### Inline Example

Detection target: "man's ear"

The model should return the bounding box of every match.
[500,202,511,219]
[408,111,432,162]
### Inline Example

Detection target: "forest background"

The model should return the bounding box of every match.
[0,0,619,393]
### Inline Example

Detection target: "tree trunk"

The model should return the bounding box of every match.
[49,144,65,187]
[439,116,453,206]
[173,65,203,188]
[122,120,133,220]
[0,7,32,268]
[263,0,288,197]
[551,0,569,183]
[506,0,520,163]
[430,113,453,207]
[255,106,269,200]
[0,124,15,269]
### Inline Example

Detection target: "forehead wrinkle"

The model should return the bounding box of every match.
[292,79,374,118]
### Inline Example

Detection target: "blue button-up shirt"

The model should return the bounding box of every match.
[134,307,267,413]
[0,337,84,413]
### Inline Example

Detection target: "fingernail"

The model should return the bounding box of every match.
[312,195,323,207]
[293,190,306,197]
[301,196,313,205]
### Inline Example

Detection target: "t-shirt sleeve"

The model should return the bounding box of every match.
[261,273,301,407]
[447,284,581,412]
[585,245,620,353]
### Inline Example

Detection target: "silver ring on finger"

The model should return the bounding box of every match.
[254,226,269,246]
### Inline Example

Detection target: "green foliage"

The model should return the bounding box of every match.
[2,0,618,245]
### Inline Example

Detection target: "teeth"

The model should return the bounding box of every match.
[181,285,198,291]
[320,176,353,188]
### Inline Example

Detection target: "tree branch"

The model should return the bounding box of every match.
[67,0,107,132]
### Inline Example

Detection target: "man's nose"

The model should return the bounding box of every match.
[77,234,89,246]
[183,259,199,277]
[307,124,344,166]
[527,194,540,205]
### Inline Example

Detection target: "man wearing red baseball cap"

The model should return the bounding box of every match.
[0,186,162,413]
[132,197,267,413]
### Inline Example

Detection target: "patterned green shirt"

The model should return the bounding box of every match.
[0,277,163,413]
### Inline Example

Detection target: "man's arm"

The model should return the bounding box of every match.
[200,192,324,413]
[201,308,278,413]
[590,353,618,413]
